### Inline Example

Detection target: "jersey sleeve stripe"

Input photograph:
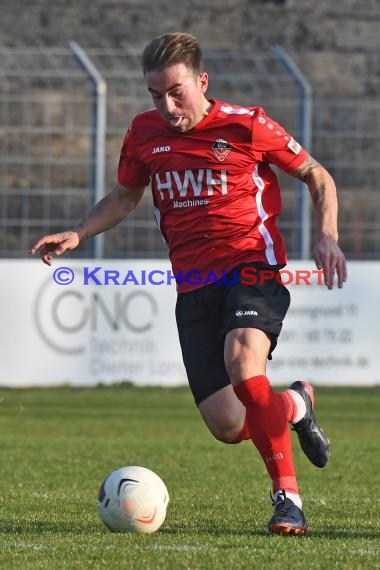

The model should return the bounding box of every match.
[253,164,277,265]
[220,105,255,116]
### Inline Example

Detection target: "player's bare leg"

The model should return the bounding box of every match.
[224,328,269,383]
[197,327,269,444]
[198,384,247,443]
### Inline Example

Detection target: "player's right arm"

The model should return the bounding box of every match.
[29,182,145,265]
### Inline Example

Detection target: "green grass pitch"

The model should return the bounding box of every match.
[0,385,379,569]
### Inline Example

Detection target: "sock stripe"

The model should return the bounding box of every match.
[287,389,307,424]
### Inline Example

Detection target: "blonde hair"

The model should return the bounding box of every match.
[141,32,204,76]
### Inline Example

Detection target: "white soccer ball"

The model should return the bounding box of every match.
[97,465,169,534]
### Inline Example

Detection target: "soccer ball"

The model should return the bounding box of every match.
[97,465,169,533]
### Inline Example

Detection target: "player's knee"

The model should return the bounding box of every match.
[210,423,244,444]
[225,358,251,384]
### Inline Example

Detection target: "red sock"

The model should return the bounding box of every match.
[233,375,299,493]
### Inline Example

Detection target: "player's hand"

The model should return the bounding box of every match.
[29,231,81,266]
[313,235,347,290]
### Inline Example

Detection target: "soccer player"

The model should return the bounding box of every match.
[30,32,347,535]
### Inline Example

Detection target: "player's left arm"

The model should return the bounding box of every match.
[290,155,347,289]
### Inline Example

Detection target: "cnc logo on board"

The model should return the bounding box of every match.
[34,268,159,354]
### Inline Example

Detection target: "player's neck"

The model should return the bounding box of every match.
[194,98,214,126]
[203,98,214,117]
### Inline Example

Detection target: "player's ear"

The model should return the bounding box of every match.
[198,72,208,93]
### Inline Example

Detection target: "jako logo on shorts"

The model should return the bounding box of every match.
[235,309,258,317]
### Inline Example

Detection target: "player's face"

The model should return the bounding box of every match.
[146,63,211,132]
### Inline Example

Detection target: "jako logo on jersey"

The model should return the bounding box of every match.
[235,309,258,317]
[155,169,228,199]
[212,138,232,161]
[152,145,171,154]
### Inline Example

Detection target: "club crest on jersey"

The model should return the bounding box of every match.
[212,138,232,162]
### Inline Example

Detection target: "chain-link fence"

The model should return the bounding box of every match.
[1,46,379,260]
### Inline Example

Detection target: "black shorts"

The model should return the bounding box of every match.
[175,263,291,405]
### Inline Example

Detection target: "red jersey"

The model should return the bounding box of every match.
[118,99,308,292]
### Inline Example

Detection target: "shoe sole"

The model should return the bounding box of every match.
[268,523,308,536]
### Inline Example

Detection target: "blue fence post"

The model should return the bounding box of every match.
[66,41,107,259]
[270,46,313,260]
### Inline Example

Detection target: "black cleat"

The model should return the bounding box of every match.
[268,491,308,536]
[290,380,330,468]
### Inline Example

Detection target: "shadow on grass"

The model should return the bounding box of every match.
[0,519,101,535]
[1,518,269,540]
[161,526,269,538]
[1,518,378,542]
[161,521,380,541]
